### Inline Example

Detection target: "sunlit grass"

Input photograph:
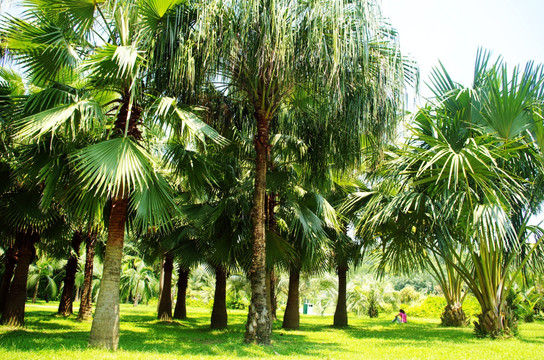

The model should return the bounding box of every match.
[1,301,543,359]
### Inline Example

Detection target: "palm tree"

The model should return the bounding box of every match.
[27,253,64,303]
[194,0,409,344]
[120,254,158,306]
[0,189,61,326]
[2,0,224,348]
[354,50,544,338]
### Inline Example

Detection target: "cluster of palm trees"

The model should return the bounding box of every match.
[0,0,409,350]
[0,0,542,352]
[346,50,544,337]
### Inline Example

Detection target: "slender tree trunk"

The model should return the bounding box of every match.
[32,281,39,303]
[211,266,228,329]
[58,231,83,316]
[333,266,348,327]
[282,267,301,330]
[270,268,277,320]
[266,268,276,322]
[1,231,39,326]
[78,232,97,321]
[74,286,80,303]
[133,286,140,307]
[173,267,189,320]
[0,244,17,313]
[266,192,278,322]
[157,253,174,321]
[245,110,272,344]
[157,254,164,313]
[88,197,128,350]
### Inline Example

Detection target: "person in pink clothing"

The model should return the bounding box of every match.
[392,309,407,323]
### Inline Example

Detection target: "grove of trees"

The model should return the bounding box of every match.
[1,0,543,352]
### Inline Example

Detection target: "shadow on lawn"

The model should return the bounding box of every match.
[117,316,340,357]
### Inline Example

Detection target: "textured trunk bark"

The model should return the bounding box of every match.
[88,197,128,350]
[474,305,515,337]
[282,267,301,330]
[1,231,39,326]
[157,253,174,321]
[265,269,273,322]
[270,268,277,321]
[333,266,348,327]
[211,266,228,329]
[268,267,278,321]
[0,245,17,313]
[58,231,83,316]
[441,303,468,327]
[266,190,278,322]
[77,232,97,321]
[173,267,189,320]
[245,109,272,344]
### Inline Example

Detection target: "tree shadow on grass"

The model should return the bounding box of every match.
[116,324,342,357]
[0,328,90,351]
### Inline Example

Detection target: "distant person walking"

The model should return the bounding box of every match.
[392,309,407,323]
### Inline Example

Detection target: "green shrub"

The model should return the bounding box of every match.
[406,295,481,320]
[399,285,421,304]
[407,296,445,318]
[226,292,249,310]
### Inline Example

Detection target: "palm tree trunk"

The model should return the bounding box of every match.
[282,267,301,330]
[0,245,17,313]
[58,231,83,316]
[270,268,277,321]
[266,192,278,322]
[265,268,274,322]
[32,281,39,303]
[441,302,468,327]
[475,305,513,337]
[333,266,348,327]
[157,253,174,321]
[88,197,128,350]
[77,231,97,321]
[74,286,80,303]
[211,266,228,329]
[1,231,39,326]
[245,109,272,344]
[157,254,164,313]
[173,267,189,320]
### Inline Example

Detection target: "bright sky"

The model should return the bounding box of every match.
[381,0,544,99]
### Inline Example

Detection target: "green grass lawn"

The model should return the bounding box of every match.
[1,302,543,359]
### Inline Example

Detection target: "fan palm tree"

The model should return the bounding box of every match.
[193,0,410,344]
[120,254,158,306]
[1,0,225,349]
[27,253,64,303]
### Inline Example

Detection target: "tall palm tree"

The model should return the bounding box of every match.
[193,0,409,343]
[2,0,225,349]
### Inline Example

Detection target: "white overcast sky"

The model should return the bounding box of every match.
[381,0,544,98]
